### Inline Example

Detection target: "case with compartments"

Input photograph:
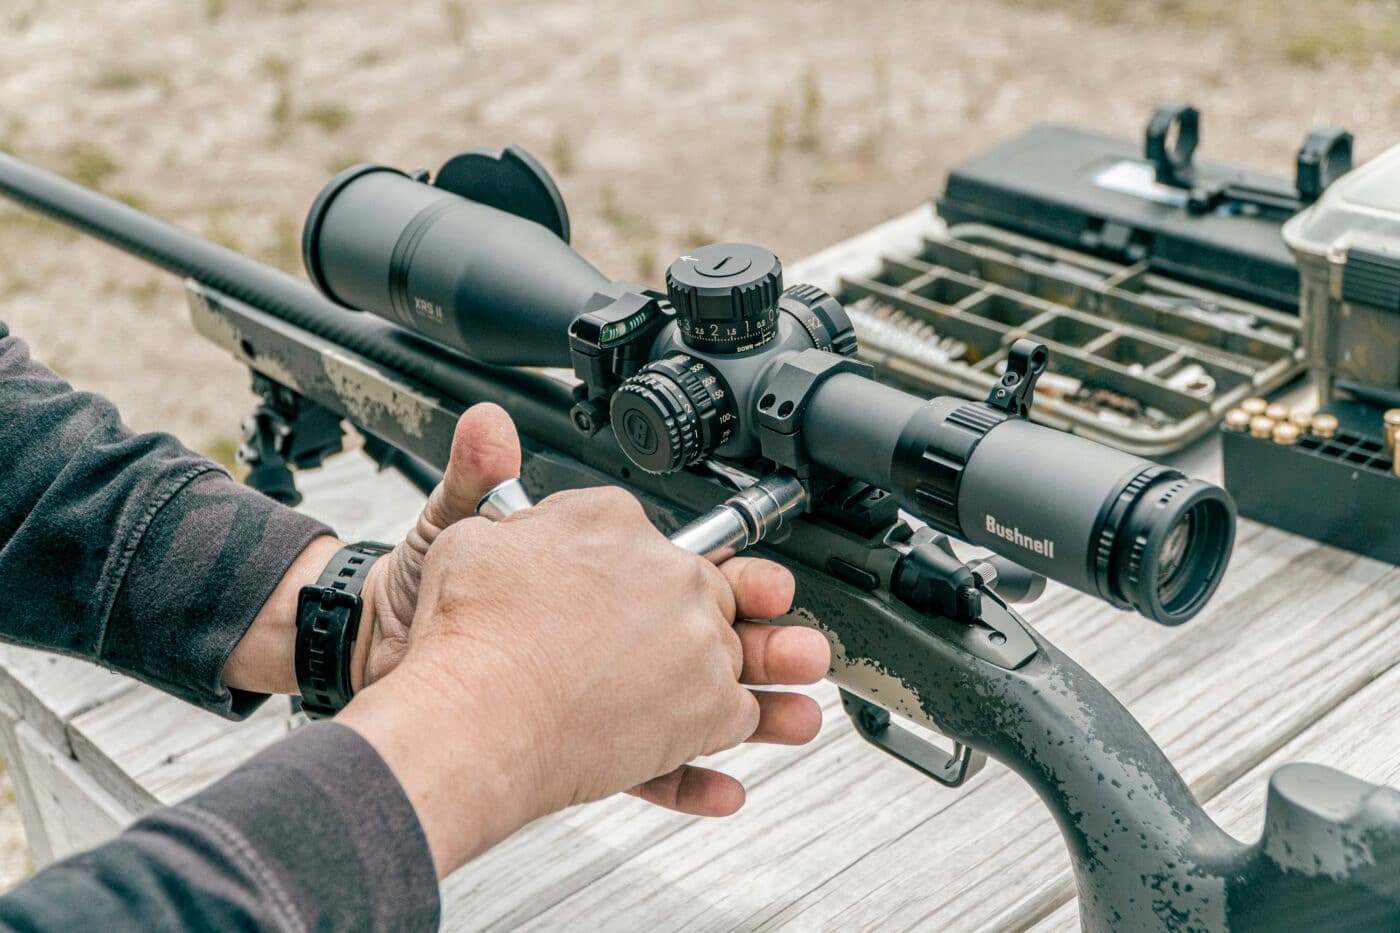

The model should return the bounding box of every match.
[841,104,1352,457]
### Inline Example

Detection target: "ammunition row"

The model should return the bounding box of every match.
[1225,399,1400,477]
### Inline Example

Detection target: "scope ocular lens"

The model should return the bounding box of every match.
[1157,513,1192,589]
[1115,476,1235,625]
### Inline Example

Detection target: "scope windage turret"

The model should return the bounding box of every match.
[302,164,607,367]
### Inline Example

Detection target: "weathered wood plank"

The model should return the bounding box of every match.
[1033,657,1400,932]
[499,530,1395,931]
[67,685,252,815]
[438,683,845,931]
[0,698,53,866]
[10,721,128,864]
[140,699,298,806]
[0,646,135,753]
[293,448,425,543]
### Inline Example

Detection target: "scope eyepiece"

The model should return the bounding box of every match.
[1097,470,1234,625]
[1090,468,1234,624]
[801,376,1236,626]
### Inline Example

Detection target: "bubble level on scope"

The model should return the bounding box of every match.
[600,306,659,347]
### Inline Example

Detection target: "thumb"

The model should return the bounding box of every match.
[368,403,523,652]
[422,403,523,530]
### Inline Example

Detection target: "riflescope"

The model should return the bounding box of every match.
[303,153,1235,625]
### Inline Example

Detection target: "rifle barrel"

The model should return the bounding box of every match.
[0,152,456,391]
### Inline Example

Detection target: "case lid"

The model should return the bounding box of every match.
[1282,143,1400,260]
[938,124,1302,310]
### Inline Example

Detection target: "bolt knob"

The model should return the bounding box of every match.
[666,243,782,354]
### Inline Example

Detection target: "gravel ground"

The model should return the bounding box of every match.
[0,0,1395,891]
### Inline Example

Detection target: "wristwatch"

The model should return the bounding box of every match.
[295,541,394,719]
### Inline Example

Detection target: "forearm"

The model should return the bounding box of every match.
[0,723,439,931]
[0,323,331,716]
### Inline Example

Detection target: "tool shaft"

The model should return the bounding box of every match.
[475,475,807,562]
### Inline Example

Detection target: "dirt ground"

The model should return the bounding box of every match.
[0,0,1396,889]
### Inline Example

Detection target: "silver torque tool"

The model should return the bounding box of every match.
[476,478,536,522]
[474,474,808,562]
[667,474,806,562]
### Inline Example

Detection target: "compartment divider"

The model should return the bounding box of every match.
[839,225,1306,456]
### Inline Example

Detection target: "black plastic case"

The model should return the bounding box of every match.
[938,124,1301,310]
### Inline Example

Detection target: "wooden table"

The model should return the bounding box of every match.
[1,210,1396,930]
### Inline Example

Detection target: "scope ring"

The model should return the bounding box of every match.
[1145,102,1200,189]
[752,350,873,478]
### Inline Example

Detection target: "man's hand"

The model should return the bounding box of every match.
[222,404,522,698]
[338,408,831,878]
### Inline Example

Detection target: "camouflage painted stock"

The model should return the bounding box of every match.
[188,283,1400,931]
[1,150,1398,929]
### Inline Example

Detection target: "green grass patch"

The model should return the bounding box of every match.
[443,0,470,46]
[66,143,120,190]
[684,228,716,249]
[303,102,352,134]
[0,116,24,153]
[634,247,658,282]
[550,128,575,176]
[203,435,243,471]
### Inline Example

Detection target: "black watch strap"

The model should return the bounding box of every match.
[295,541,393,719]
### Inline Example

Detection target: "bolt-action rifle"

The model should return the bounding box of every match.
[2,147,1397,931]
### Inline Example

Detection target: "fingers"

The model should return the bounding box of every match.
[629,765,745,817]
[424,403,523,528]
[717,558,795,621]
[733,622,830,686]
[748,690,823,745]
[625,690,822,818]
